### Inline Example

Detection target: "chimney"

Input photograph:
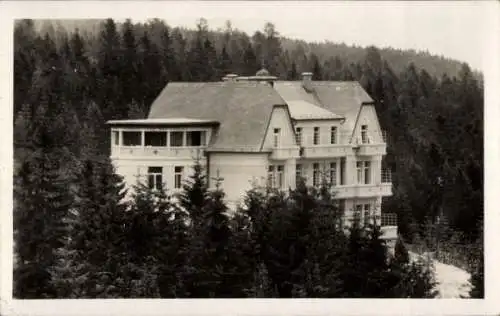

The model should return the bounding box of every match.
[301,72,313,91]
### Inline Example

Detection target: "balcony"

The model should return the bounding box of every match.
[380,213,398,240]
[381,168,392,184]
[301,144,351,158]
[332,183,392,199]
[352,130,388,156]
[270,146,301,160]
[355,143,386,156]
[112,146,205,160]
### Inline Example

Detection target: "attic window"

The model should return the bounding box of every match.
[361,125,369,144]
[273,128,281,148]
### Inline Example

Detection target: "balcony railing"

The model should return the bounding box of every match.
[333,183,392,198]
[355,143,386,156]
[381,213,398,227]
[380,213,398,240]
[112,145,206,159]
[381,169,392,183]
[301,144,351,158]
[270,146,301,160]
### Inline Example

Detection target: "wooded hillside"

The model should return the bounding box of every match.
[13,18,483,298]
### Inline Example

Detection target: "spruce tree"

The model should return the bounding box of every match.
[49,159,129,298]
[13,146,74,298]
[121,19,140,106]
[14,19,37,116]
[179,159,209,229]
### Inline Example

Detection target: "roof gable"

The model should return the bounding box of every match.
[273,81,373,131]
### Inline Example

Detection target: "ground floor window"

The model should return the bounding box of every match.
[363,204,371,226]
[174,166,184,189]
[295,164,303,185]
[268,164,284,189]
[147,166,163,190]
[313,163,320,187]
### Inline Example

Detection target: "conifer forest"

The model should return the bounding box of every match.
[13,18,483,298]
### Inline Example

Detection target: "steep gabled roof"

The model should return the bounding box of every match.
[273,81,373,131]
[148,82,286,151]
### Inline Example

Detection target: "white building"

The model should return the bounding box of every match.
[107,70,396,237]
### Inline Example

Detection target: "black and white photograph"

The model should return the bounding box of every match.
[1,0,499,315]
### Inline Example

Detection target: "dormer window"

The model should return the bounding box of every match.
[361,125,368,144]
[273,128,281,148]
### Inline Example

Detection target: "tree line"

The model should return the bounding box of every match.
[15,151,438,298]
[13,18,483,298]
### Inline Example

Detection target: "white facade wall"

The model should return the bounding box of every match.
[109,103,391,229]
[208,152,269,208]
[112,157,204,197]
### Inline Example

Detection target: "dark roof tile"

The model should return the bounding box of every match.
[148,82,286,151]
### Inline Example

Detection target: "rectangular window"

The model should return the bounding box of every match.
[313,163,320,187]
[361,125,368,144]
[329,162,337,186]
[356,161,363,184]
[145,132,167,146]
[147,166,163,190]
[267,165,275,188]
[277,165,284,188]
[268,165,284,188]
[295,127,302,146]
[122,131,141,146]
[355,204,363,221]
[112,131,120,146]
[273,128,281,148]
[339,199,346,212]
[313,127,320,145]
[330,126,337,144]
[356,161,371,184]
[340,158,345,185]
[364,161,371,184]
[174,166,184,189]
[363,204,371,226]
[295,164,302,185]
[186,131,206,147]
[170,131,184,147]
